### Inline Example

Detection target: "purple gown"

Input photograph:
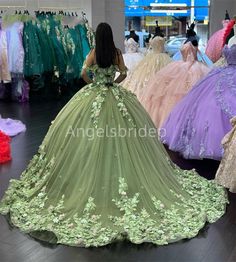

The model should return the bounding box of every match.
[0,115,26,137]
[161,45,236,160]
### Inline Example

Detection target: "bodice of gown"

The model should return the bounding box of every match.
[124,38,139,53]
[149,36,165,53]
[180,42,198,62]
[223,44,236,65]
[91,65,117,85]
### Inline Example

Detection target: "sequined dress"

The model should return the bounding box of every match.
[0,64,227,247]
[162,45,236,160]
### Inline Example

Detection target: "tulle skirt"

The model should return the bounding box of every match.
[162,66,236,160]
[139,60,210,127]
[122,52,172,99]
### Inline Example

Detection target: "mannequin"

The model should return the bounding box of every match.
[173,23,213,66]
[228,24,236,47]
[126,29,139,43]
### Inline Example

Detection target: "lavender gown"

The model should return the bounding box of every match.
[0,115,26,137]
[161,45,236,160]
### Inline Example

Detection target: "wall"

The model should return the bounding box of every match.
[209,0,236,36]
[92,0,125,51]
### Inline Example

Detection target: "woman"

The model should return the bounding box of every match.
[0,23,227,247]
[139,40,210,128]
[162,44,236,160]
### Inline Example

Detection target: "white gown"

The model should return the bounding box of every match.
[122,38,144,72]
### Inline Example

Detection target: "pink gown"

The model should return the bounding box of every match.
[205,20,229,63]
[139,42,210,128]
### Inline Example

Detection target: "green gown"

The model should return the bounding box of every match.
[0,65,227,247]
[23,21,44,77]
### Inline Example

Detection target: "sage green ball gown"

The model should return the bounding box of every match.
[0,65,227,247]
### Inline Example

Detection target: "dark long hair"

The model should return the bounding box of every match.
[95,23,118,68]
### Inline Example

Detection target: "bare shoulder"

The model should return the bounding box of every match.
[86,49,96,65]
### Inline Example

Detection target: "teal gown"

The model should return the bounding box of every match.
[0,65,227,247]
